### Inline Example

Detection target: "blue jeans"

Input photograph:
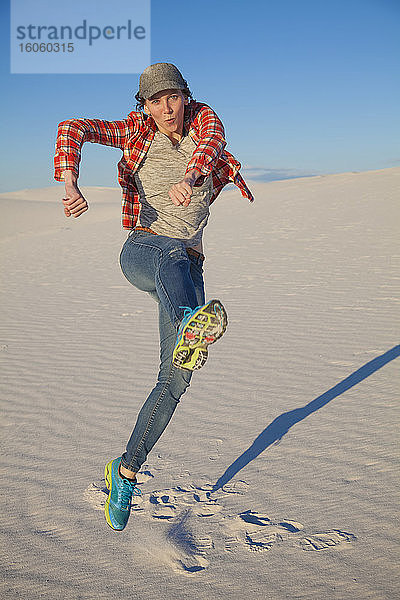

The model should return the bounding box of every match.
[118,231,206,472]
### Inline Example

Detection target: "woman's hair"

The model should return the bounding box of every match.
[134,85,194,111]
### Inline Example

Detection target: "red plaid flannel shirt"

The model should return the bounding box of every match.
[54,100,254,229]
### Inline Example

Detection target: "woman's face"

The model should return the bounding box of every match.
[144,88,188,137]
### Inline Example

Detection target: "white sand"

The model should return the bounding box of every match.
[1,167,399,599]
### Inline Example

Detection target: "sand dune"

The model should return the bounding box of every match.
[1,167,399,599]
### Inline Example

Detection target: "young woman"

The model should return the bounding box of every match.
[54,63,254,530]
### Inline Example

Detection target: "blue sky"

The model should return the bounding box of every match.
[0,0,399,192]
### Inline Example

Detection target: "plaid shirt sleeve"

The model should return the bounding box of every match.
[185,104,227,177]
[54,116,136,181]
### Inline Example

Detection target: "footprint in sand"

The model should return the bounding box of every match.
[83,472,357,571]
[208,438,223,461]
[167,509,214,574]
[221,510,356,554]
[140,484,224,519]
[299,530,357,551]
[245,530,283,552]
[222,510,302,553]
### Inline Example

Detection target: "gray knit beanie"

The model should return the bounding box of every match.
[138,63,188,100]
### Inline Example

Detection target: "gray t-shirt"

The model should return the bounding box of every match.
[133,126,213,248]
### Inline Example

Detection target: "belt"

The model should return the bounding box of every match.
[133,226,158,235]
[132,227,205,263]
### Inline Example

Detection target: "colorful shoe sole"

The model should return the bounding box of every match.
[172,299,228,371]
[104,460,116,530]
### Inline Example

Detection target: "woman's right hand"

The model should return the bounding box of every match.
[62,170,88,218]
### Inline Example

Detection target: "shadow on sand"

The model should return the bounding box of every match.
[212,345,400,492]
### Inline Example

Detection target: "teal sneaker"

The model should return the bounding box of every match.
[172,299,228,371]
[104,457,142,531]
